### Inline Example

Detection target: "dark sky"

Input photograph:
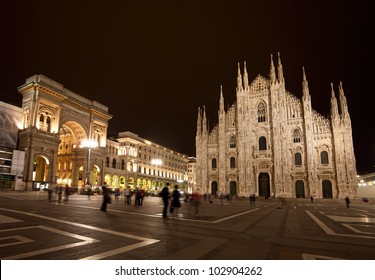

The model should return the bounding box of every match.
[1,0,374,174]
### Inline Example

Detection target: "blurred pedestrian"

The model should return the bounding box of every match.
[161,182,170,219]
[57,184,63,203]
[190,192,201,216]
[48,183,55,202]
[310,195,314,203]
[64,184,70,201]
[249,194,255,205]
[101,183,111,211]
[124,186,131,205]
[86,184,92,200]
[345,196,350,208]
[134,188,140,206]
[171,185,181,217]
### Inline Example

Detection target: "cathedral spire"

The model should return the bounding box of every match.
[330,83,339,121]
[202,106,207,134]
[196,107,202,137]
[270,54,276,84]
[277,52,284,83]
[237,62,243,91]
[219,85,224,113]
[338,81,349,118]
[243,61,249,89]
[302,67,309,99]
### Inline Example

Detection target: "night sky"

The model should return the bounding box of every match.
[1,0,374,174]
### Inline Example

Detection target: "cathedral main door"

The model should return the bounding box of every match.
[295,180,305,198]
[322,180,333,198]
[229,181,237,195]
[258,173,270,198]
[211,181,218,195]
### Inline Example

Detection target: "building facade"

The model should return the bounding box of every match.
[104,131,189,193]
[0,75,189,192]
[17,74,112,190]
[0,101,24,190]
[196,54,357,199]
[357,172,375,199]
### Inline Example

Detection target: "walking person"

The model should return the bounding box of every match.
[57,184,63,203]
[86,184,92,200]
[161,182,170,219]
[171,185,181,217]
[64,184,70,201]
[310,195,314,204]
[345,196,351,208]
[48,183,55,202]
[100,183,111,211]
[124,186,131,205]
[134,188,140,206]
[190,192,201,216]
[138,188,145,206]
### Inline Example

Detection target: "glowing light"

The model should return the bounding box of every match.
[81,139,98,148]
[151,159,162,166]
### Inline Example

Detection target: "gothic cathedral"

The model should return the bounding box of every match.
[195,54,357,199]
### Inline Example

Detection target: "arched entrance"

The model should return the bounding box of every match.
[295,180,305,198]
[229,181,237,195]
[32,155,50,190]
[258,173,270,198]
[17,74,111,190]
[211,181,218,195]
[322,180,333,198]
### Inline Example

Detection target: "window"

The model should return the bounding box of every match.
[46,116,51,131]
[259,136,267,151]
[293,129,301,143]
[230,157,236,168]
[257,102,266,122]
[112,158,117,169]
[212,158,217,169]
[229,135,236,148]
[106,157,110,168]
[321,151,329,164]
[294,152,302,166]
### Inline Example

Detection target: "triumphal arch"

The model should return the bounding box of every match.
[17,75,112,191]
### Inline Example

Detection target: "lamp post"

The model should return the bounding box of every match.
[81,139,98,185]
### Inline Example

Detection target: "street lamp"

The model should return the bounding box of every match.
[81,139,98,185]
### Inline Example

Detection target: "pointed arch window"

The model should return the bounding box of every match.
[230,157,236,168]
[212,158,217,169]
[320,151,329,164]
[229,135,236,148]
[294,152,302,166]
[46,116,51,132]
[257,102,267,122]
[293,129,301,143]
[259,136,267,151]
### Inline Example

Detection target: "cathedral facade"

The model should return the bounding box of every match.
[195,54,357,199]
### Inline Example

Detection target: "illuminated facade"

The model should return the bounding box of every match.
[17,75,112,190]
[0,75,189,192]
[104,131,189,192]
[196,54,358,199]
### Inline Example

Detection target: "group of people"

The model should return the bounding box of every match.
[48,184,70,203]
[100,184,146,211]
[161,183,201,219]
